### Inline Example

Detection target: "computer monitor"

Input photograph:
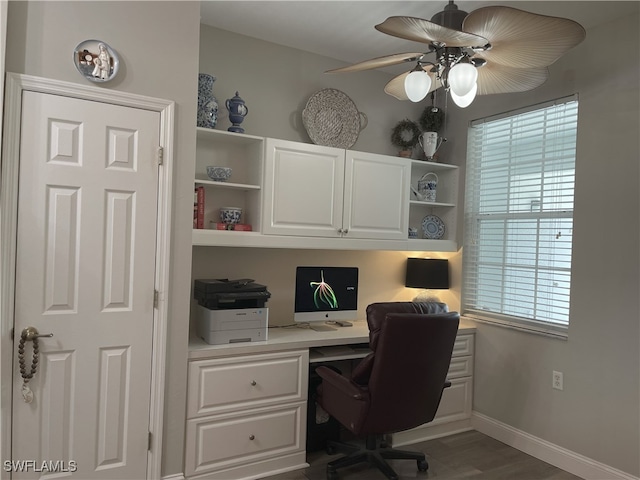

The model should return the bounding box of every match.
[294,266,358,330]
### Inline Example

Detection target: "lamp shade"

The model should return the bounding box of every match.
[405,258,450,289]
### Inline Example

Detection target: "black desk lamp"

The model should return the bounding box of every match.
[405,258,450,303]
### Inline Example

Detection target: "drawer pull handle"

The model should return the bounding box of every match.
[250,380,257,386]
[249,434,255,440]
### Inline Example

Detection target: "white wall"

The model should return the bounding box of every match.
[199,24,427,156]
[445,10,639,476]
[4,2,200,477]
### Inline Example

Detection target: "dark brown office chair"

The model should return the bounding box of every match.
[315,302,460,480]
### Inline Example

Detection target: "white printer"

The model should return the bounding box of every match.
[193,278,270,345]
[195,305,268,345]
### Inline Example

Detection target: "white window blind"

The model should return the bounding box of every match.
[463,97,578,335]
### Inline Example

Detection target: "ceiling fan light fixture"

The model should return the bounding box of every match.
[404,70,432,102]
[451,82,477,108]
[328,2,586,108]
[449,62,478,97]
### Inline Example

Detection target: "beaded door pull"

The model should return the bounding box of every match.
[18,327,53,403]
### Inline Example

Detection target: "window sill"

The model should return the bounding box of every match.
[461,313,568,340]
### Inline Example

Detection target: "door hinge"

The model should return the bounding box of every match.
[153,290,159,309]
[10,328,14,341]
[157,146,164,166]
[148,432,152,451]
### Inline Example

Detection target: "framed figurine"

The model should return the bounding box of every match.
[73,40,119,83]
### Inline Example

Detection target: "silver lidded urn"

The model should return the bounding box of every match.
[197,73,219,128]
[225,91,248,133]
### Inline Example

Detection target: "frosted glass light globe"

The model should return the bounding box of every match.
[449,63,478,97]
[404,70,431,102]
[451,82,477,108]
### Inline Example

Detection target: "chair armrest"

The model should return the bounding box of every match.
[444,380,452,389]
[316,366,367,400]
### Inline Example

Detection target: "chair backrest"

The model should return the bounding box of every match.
[351,302,449,385]
[359,304,459,434]
[366,302,449,350]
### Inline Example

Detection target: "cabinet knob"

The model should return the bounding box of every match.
[250,380,257,386]
[249,434,255,440]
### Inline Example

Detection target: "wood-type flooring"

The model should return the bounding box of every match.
[261,430,582,480]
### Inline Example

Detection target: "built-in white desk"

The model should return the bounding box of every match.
[185,319,476,480]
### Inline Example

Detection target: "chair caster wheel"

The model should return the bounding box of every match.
[417,459,429,472]
[326,466,338,480]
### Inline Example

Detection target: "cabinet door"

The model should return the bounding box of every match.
[262,138,345,237]
[343,151,410,240]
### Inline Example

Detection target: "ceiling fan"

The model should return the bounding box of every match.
[327,1,586,107]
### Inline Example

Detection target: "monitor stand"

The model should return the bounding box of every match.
[310,323,337,332]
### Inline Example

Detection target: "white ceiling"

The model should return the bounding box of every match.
[200,1,638,73]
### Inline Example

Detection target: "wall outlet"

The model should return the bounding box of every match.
[552,370,564,390]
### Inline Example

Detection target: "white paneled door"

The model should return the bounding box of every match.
[11,91,160,479]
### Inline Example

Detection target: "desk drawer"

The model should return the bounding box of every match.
[185,403,305,477]
[188,350,308,418]
[447,356,472,379]
[433,376,472,424]
[452,334,474,357]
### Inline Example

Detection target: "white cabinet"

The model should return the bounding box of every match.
[185,349,309,479]
[262,138,410,240]
[390,332,474,446]
[194,128,264,233]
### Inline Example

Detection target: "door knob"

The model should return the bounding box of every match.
[21,326,54,341]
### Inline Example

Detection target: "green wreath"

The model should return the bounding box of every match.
[419,107,445,132]
[391,119,421,149]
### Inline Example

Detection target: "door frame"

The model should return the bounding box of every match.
[0,73,175,480]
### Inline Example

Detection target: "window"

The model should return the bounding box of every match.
[462,96,578,337]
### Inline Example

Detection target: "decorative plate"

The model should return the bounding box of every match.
[302,88,365,149]
[73,40,119,83]
[421,214,445,239]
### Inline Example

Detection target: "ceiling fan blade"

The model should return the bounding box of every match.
[384,68,438,101]
[476,62,549,95]
[326,52,426,73]
[376,16,489,48]
[463,6,586,68]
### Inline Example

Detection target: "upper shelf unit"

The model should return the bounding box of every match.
[195,128,264,231]
[193,129,459,252]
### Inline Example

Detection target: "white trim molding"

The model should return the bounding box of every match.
[472,412,639,480]
[162,475,185,480]
[0,73,174,480]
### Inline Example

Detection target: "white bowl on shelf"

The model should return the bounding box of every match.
[207,166,232,182]
[220,207,242,224]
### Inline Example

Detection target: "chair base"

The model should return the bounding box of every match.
[325,435,428,480]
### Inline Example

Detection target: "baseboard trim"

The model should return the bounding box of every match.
[472,412,638,480]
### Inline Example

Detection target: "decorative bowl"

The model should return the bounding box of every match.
[206,166,232,182]
[220,207,242,224]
